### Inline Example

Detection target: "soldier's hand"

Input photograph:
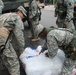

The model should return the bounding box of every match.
[63,24,67,28]
[20,51,23,54]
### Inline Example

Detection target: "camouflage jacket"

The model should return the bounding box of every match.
[0,13,25,51]
[0,0,4,14]
[46,28,74,59]
[55,0,74,21]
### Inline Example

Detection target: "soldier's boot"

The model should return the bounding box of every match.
[31,37,40,42]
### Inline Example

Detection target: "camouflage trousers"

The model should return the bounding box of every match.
[0,36,20,75]
[61,58,76,75]
[31,18,39,38]
[56,17,75,30]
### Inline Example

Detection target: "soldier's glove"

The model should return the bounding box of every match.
[45,52,49,57]
[20,51,24,54]
[0,45,5,54]
[40,45,48,53]
[42,50,49,57]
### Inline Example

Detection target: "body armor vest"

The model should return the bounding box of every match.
[57,2,67,19]
[0,13,11,38]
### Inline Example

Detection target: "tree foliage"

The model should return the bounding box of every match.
[50,0,57,4]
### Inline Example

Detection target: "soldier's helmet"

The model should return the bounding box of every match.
[17,6,27,17]
[35,24,44,37]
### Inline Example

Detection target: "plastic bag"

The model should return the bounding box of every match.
[20,46,65,75]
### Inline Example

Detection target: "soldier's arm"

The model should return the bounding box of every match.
[47,35,58,59]
[0,0,4,14]
[13,16,25,52]
[64,0,74,22]
[4,14,25,53]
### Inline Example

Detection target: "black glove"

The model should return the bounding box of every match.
[0,45,5,54]
[41,45,48,53]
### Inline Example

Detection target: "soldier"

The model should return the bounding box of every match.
[35,24,76,75]
[28,0,40,41]
[73,0,76,29]
[0,6,27,75]
[55,0,75,30]
[45,0,50,5]
[0,0,4,14]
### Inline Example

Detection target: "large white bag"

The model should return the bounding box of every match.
[20,46,65,75]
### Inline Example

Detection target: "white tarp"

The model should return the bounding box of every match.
[20,46,65,75]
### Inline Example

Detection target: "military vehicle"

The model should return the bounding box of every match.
[2,0,29,13]
[2,0,42,28]
[2,0,31,28]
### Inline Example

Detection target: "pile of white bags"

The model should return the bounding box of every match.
[20,46,65,75]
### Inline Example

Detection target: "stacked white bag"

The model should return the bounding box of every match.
[20,45,65,75]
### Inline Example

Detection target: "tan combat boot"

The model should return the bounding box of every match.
[31,37,40,42]
[28,36,34,39]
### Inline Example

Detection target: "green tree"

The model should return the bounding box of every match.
[50,0,57,4]
[50,0,53,4]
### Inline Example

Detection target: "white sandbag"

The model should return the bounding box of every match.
[20,46,65,75]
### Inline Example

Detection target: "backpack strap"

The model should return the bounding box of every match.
[0,31,12,54]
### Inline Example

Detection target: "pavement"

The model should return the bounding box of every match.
[44,5,55,10]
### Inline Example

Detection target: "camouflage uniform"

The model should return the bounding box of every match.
[55,0,75,30]
[0,0,4,14]
[35,23,76,75]
[0,12,25,75]
[74,1,76,29]
[46,28,76,75]
[29,0,39,37]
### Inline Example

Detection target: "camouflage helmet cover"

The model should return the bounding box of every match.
[17,6,27,17]
[35,24,44,37]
